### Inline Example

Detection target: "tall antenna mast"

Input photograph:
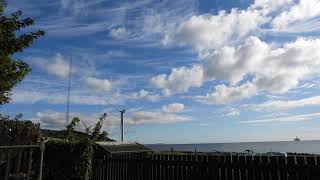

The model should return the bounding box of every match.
[66,56,72,127]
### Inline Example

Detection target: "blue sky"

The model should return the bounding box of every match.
[3,0,320,144]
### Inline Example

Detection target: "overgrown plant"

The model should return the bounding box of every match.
[43,113,109,180]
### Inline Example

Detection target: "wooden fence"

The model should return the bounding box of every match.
[0,142,45,180]
[93,153,320,180]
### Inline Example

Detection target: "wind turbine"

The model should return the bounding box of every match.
[111,104,128,142]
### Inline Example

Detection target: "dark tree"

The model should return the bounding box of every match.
[0,0,44,105]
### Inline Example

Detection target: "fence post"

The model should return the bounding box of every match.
[27,149,33,180]
[15,149,23,173]
[38,141,45,180]
[4,150,11,180]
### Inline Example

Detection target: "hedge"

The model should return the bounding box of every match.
[42,140,94,180]
[0,114,40,145]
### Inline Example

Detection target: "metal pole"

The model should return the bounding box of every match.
[121,112,124,141]
[38,141,45,180]
[66,56,72,127]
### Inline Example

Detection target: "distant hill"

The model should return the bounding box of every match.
[40,129,114,142]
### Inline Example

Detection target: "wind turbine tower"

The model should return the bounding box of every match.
[111,105,127,142]
[120,109,126,142]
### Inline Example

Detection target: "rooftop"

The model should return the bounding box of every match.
[96,141,153,154]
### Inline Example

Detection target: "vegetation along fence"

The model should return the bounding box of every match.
[93,153,320,180]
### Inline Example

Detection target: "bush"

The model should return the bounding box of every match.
[0,114,40,177]
[42,114,108,180]
[42,140,93,180]
[0,114,40,145]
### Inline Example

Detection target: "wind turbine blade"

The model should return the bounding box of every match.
[110,104,121,112]
[81,120,88,129]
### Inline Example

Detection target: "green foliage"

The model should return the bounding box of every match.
[0,0,44,105]
[43,141,92,180]
[42,114,109,180]
[0,114,40,168]
[91,113,107,141]
[0,113,40,145]
[65,117,80,140]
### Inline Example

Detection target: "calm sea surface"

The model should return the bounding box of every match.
[146,140,320,154]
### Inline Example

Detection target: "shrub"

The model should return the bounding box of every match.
[42,140,93,180]
[0,114,40,145]
[42,114,108,180]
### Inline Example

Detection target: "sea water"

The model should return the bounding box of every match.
[146,140,320,154]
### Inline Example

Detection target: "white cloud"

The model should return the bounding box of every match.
[34,54,71,79]
[35,110,119,130]
[146,0,320,104]
[203,37,269,84]
[35,109,191,130]
[205,37,320,103]
[240,112,320,124]
[154,36,320,104]
[36,111,67,129]
[11,89,114,105]
[128,111,191,124]
[110,27,129,40]
[253,0,293,13]
[131,89,160,102]
[250,96,320,111]
[12,90,67,104]
[225,107,240,117]
[150,65,203,95]
[162,103,185,113]
[173,9,268,54]
[272,0,320,30]
[198,82,257,104]
[204,36,320,91]
[84,77,112,92]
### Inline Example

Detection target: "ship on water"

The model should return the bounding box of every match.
[294,137,301,141]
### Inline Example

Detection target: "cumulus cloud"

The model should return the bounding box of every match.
[162,103,185,113]
[173,9,268,53]
[110,27,129,40]
[84,77,112,92]
[250,96,320,111]
[147,0,320,104]
[198,83,257,104]
[203,37,269,84]
[153,36,320,104]
[205,37,320,103]
[150,65,203,95]
[34,54,71,79]
[131,90,160,102]
[271,0,320,30]
[204,36,320,90]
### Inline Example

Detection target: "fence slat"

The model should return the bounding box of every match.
[93,154,320,180]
